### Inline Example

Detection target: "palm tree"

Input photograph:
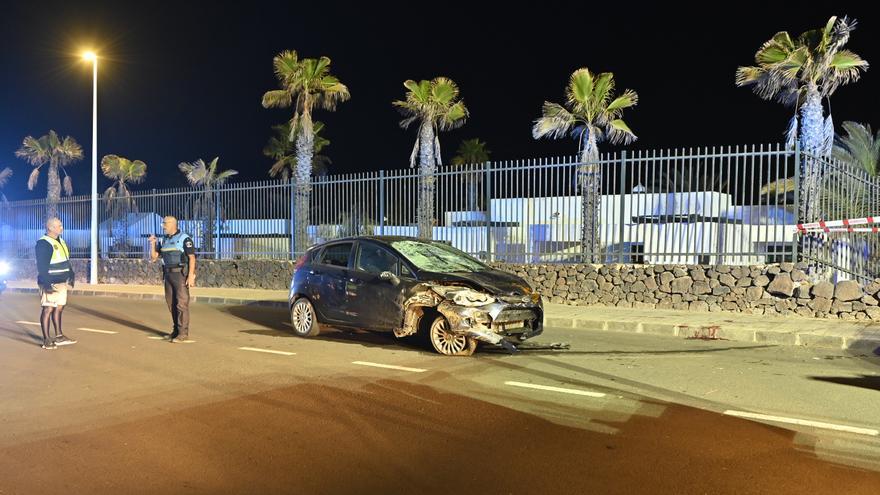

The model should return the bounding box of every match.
[264,121,331,180]
[262,50,350,254]
[451,138,491,211]
[101,155,147,255]
[533,68,638,261]
[15,130,84,219]
[0,167,12,203]
[178,158,238,257]
[393,77,469,239]
[833,121,880,176]
[736,16,868,221]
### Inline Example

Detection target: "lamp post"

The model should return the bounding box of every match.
[83,51,98,285]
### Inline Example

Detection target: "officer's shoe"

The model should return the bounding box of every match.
[55,335,77,346]
[41,341,58,350]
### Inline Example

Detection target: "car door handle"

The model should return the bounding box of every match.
[348,278,364,285]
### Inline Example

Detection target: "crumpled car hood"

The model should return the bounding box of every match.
[422,269,534,297]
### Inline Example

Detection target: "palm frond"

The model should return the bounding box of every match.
[27,168,40,190]
[532,102,578,140]
[62,176,73,196]
[262,89,292,109]
[0,167,11,187]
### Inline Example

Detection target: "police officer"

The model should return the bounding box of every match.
[149,216,196,343]
[35,217,77,349]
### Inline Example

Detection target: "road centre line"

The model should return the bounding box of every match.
[76,327,118,334]
[724,410,879,436]
[504,381,606,398]
[238,347,296,356]
[352,361,427,373]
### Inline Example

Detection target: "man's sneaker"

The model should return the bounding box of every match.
[170,337,190,343]
[55,335,77,346]
[41,341,57,350]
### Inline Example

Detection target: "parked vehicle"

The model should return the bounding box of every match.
[287,237,544,356]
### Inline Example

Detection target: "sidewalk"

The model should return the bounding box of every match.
[5,281,880,352]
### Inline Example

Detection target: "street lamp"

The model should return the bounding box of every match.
[83,51,98,285]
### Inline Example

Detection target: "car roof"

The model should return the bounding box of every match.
[317,236,442,245]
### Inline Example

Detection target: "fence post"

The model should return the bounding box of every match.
[618,151,627,264]
[151,189,157,235]
[289,178,296,260]
[792,142,800,263]
[379,170,386,236]
[484,162,492,262]
[214,187,221,260]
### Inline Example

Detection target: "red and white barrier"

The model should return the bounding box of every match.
[797,227,880,234]
[795,216,880,232]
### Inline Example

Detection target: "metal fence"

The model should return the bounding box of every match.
[799,152,880,283]
[3,143,875,280]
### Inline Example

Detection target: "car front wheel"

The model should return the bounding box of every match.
[290,298,321,337]
[428,316,477,356]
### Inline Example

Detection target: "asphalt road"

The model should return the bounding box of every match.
[0,292,879,494]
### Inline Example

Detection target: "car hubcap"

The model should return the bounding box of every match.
[292,301,313,334]
[432,319,468,355]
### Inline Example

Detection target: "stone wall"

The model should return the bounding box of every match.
[494,262,880,321]
[8,259,295,290]
[9,257,880,320]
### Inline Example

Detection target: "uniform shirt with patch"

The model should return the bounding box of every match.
[155,232,196,256]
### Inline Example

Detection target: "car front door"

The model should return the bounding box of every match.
[346,242,411,331]
[312,242,354,323]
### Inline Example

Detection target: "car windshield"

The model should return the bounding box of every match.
[391,240,487,273]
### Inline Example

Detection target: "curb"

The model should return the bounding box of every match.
[544,314,880,352]
[3,287,288,309]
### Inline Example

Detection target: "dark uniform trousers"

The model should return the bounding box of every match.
[164,269,190,339]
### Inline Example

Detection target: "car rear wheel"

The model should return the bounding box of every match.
[290,298,321,337]
[429,316,477,356]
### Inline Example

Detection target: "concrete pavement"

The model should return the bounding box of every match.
[0,292,878,493]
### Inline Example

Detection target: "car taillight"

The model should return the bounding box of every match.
[294,254,308,271]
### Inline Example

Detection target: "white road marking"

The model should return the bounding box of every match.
[504,381,607,398]
[352,361,427,373]
[15,321,40,326]
[724,410,879,436]
[147,336,167,340]
[238,347,296,356]
[76,327,118,334]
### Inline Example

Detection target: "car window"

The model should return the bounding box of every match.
[356,244,399,275]
[400,263,414,278]
[319,243,353,268]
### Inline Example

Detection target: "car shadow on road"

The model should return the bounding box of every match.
[70,306,166,337]
[809,375,880,392]
[225,303,432,354]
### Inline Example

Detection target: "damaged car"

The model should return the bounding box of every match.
[287,237,543,355]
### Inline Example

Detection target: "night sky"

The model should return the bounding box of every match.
[1,1,877,201]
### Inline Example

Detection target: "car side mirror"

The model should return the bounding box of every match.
[379,271,400,286]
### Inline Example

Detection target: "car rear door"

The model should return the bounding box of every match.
[311,242,354,323]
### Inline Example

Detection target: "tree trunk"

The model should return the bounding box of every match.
[799,84,825,222]
[798,84,828,280]
[417,122,436,240]
[46,162,61,220]
[294,116,314,255]
[580,131,601,262]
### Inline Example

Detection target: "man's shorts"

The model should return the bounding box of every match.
[40,283,69,308]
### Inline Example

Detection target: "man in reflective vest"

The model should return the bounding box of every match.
[35,217,77,350]
[150,216,197,342]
